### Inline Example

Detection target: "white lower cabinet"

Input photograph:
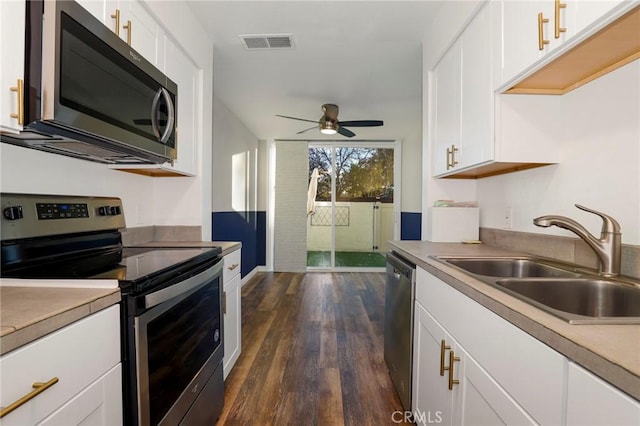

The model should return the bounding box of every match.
[566,362,640,426]
[39,364,122,426]
[413,301,535,426]
[414,266,640,426]
[223,248,242,379]
[0,305,122,426]
[414,267,566,425]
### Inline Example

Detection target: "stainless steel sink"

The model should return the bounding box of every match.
[445,258,581,278]
[495,278,640,324]
[434,256,640,324]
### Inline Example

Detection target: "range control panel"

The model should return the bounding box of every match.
[36,203,90,220]
[1,193,126,241]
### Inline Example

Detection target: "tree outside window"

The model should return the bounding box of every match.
[309,147,394,202]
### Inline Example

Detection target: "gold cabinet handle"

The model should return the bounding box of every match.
[227,263,239,271]
[9,79,24,126]
[446,145,459,170]
[123,20,132,46]
[223,291,227,315]
[0,377,59,418]
[538,13,550,50]
[440,339,451,376]
[554,0,567,38]
[110,9,120,36]
[448,351,460,390]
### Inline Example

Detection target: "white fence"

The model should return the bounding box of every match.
[307,201,394,252]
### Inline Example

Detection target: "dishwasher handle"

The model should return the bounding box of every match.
[386,252,416,282]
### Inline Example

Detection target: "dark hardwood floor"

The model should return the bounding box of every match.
[217,272,410,425]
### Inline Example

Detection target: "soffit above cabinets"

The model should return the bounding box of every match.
[506,5,640,95]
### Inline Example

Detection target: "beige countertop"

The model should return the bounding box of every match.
[0,286,120,355]
[389,240,640,401]
[0,242,240,356]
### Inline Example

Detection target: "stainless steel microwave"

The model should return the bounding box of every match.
[1,0,177,164]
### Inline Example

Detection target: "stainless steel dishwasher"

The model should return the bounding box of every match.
[384,251,416,412]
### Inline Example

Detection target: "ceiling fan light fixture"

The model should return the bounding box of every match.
[320,118,337,135]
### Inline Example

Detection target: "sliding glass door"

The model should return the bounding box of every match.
[307,143,397,270]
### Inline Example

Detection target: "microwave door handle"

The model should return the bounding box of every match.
[150,88,163,140]
[158,87,175,144]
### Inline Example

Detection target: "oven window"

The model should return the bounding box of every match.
[146,279,221,425]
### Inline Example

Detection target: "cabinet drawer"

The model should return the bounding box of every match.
[0,305,120,425]
[223,249,241,282]
[39,364,122,426]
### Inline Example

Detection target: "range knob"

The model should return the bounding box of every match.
[109,206,121,215]
[3,206,24,220]
[98,206,110,216]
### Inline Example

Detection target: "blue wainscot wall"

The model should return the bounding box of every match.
[212,210,421,276]
[212,211,266,278]
[401,212,421,240]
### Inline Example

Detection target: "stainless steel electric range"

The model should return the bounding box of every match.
[1,193,224,425]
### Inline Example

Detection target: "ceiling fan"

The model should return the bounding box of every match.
[276,104,383,138]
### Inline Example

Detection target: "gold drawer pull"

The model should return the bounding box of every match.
[538,13,550,50]
[0,377,59,418]
[555,0,567,39]
[9,79,24,125]
[448,351,460,390]
[123,20,132,46]
[110,9,120,36]
[227,263,239,271]
[446,145,458,170]
[439,339,451,376]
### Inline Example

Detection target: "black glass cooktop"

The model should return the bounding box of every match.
[1,245,222,293]
[92,247,221,281]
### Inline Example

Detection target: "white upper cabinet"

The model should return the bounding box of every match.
[501,1,552,86]
[77,0,163,67]
[163,37,199,176]
[569,0,626,35]
[498,0,636,92]
[114,0,164,68]
[431,1,561,178]
[432,2,494,176]
[459,2,494,170]
[0,0,25,133]
[432,41,461,176]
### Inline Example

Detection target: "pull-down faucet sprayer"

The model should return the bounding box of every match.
[533,204,622,277]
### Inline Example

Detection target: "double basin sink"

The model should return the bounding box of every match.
[434,256,640,324]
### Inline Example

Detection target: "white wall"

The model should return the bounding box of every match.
[0,144,156,228]
[212,97,259,213]
[401,116,424,213]
[477,61,640,245]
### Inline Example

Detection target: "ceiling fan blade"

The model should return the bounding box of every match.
[339,120,384,127]
[337,126,356,138]
[296,125,318,134]
[276,114,319,124]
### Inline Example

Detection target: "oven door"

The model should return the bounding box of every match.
[134,259,223,426]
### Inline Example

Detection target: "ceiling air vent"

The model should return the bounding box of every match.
[240,34,295,50]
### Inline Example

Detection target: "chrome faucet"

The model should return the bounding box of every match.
[533,204,622,277]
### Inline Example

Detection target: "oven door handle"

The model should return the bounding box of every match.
[144,259,223,309]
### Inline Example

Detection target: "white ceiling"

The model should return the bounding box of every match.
[187,1,443,141]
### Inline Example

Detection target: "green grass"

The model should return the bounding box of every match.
[307,251,386,267]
